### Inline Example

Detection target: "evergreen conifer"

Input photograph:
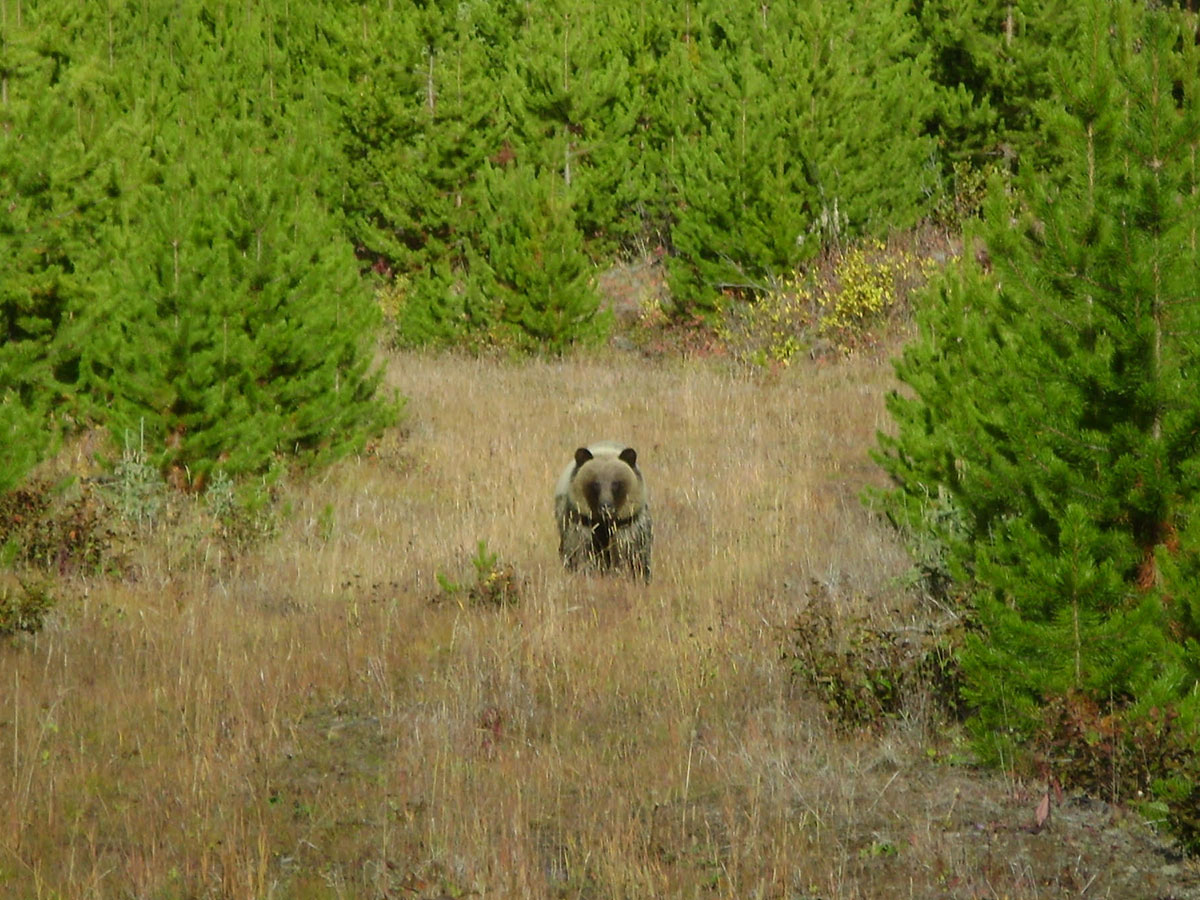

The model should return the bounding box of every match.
[474,163,608,352]
[340,1,502,277]
[665,0,935,312]
[508,0,646,252]
[79,4,395,485]
[0,5,114,422]
[917,0,1082,170]
[876,0,1200,767]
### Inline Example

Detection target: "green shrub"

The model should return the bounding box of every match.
[0,479,120,575]
[718,239,939,365]
[106,429,166,528]
[787,596,965,730]
[0,580,55,637]
[436,541,521,608]
[0,396,53,496]
[203,468,281,551]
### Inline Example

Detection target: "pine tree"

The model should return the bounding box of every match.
[665,0,936,312]
[339,1,526,347]
[506,0,648,253]
[1,1,394,487]
[630,1,705,247]
[916,0,1082,170]
[339,0,505,278]
[665,11,805,309]
[397,161,607,352]
[78,3,395,485]
[0,3,147,491]
[474,163,608,352]
[876,0,1200,762]
[0,4,115,423]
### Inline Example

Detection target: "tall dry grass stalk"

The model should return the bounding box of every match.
[2,351,1188,898]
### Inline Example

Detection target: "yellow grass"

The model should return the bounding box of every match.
[2,351,1193,898]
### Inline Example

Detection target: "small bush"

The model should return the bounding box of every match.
[1,395,53,495]
[204,468,280,551]
[1032,693,1200,853]
[0,579,56,636]
[630,301,726,358]
[0,479,120,575]
[930,159,1007,229]
[815,241,917,346]
[107,432,166,528]
[867,482,971,603]
[717,238,941,365]
[375,273,412,332]
[716,284,810,367]
[436,541,521,608]
[102,428,282,559]
[786,597,965,729]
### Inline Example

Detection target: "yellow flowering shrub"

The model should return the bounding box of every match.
[717,238,944,365]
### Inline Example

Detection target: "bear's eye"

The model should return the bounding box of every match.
[612,481,626,502]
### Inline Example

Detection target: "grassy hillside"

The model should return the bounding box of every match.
[3,351,1197,898]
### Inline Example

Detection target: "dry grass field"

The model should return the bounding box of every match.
[3,349,1199,898]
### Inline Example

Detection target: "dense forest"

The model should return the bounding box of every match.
[5,0,1200,858]
[4,0,1098,487]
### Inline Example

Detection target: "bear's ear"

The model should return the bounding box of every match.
[619,447,638,468]
[574,447,594,468]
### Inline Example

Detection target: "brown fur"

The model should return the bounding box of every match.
[554,441,652,581]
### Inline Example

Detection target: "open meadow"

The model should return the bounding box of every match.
[3,350,1198,898]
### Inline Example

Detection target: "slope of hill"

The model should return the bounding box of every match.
[3,351,1197,898]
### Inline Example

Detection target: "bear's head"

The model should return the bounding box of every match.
[570,445,644,524]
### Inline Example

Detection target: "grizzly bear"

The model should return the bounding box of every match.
[554,441,652,581]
